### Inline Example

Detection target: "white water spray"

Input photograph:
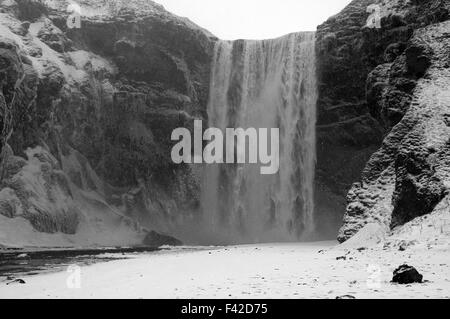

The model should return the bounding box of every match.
[200,32,317,244]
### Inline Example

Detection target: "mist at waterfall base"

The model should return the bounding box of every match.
[176,32,318,245]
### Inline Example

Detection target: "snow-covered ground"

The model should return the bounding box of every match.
[0,241,448,299]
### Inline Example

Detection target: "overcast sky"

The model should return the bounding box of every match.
[153,0,353,40]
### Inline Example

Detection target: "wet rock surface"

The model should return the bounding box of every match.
[0,246,162,277]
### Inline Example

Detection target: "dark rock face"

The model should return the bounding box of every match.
[392,264,423,284]
[391,142,448,228]
[45,1,214,200]
[143,230,183,247]
[315,0,385,236]
[0,0,214,245]
[316,0,450,241]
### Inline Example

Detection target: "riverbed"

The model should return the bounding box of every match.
[0,241,448,299]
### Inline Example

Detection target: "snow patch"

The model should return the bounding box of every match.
[28,20,87,83]
[339,223,388,249]
[388,195,450,248]
[0,146,145,249]
[0,14,25,47]
[68,50,116,74]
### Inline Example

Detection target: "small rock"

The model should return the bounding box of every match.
[392,265,423,284]
[6,279,26,285]
[143,231,182,247]
[398,240,417,251]
[21,21,31,32]
[336,256,347,261]
[336,295,356,299]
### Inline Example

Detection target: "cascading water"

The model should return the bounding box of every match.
[200,32,317,244]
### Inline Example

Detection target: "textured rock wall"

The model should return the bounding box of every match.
[315,0,449,241]
[340,21,450,241]
[315,0,384,236]
[2,0,448,245]
[0,0,215,245]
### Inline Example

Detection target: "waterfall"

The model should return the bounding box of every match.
[200,32,317,244]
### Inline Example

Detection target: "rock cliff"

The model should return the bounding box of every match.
[315,0,449,241]
[1,0,448,247]
[0,0,215,247]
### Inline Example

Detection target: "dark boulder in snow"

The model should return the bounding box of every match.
[392,265,423,284]
[143,231,183,247]
[6,278,26,285]
[336,295,356,299]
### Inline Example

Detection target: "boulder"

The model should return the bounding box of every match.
[143,231,183,247]
[392,265,423,284]
[336,295,356,299]
[6,278,26,285]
